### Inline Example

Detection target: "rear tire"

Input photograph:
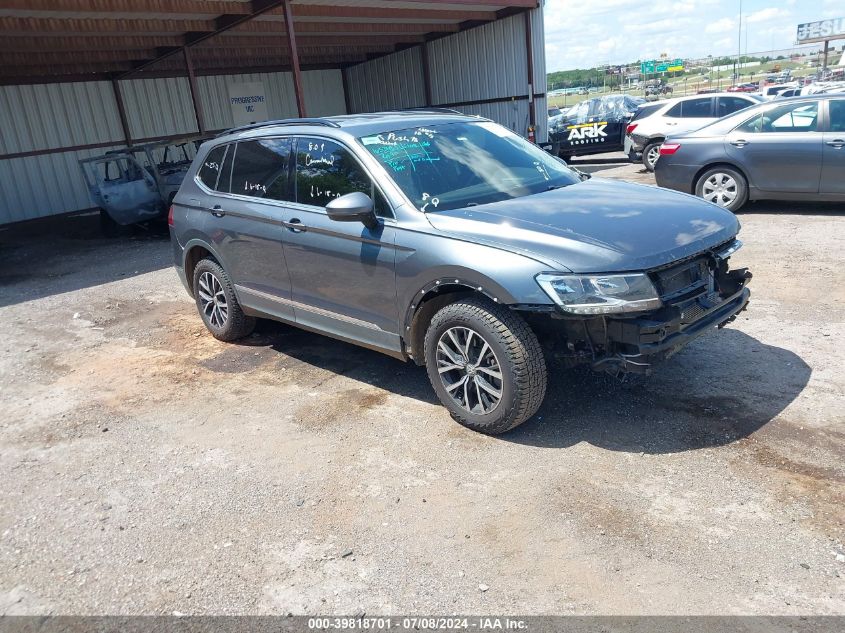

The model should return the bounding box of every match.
[695,166,748,212]
[642,141,662,172]
[192,258,255,342]
[423,297,547,435]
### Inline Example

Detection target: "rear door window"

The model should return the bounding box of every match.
[229,138,293,202]
[828,100,845,132]
[682,97,714,118]
[197,145,227,190]
[294,137,391,217]
[717,96,755,117]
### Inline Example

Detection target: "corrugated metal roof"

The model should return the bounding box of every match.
[0,1,539,83]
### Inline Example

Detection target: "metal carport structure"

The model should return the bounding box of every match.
[0,1,547,224]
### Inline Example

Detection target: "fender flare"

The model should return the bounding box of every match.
[181,237,229,293]
[400,273,520,339]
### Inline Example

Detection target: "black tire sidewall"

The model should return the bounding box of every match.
[695,166,748,212]
[425,311,518,430]
[192,259,251,341]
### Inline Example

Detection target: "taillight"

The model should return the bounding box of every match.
[626,123,638,135]
[659,143,681,155]
[167,204,175,226]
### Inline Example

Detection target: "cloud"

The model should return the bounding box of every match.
[542,0,826,72]
[706,18,736,34]
[746,8,790,24]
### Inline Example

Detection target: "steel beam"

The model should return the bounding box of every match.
[111,78,132,145]
[183,46,206,134]
[283,0,305,117]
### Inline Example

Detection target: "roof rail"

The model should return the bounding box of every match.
[217,117,341,137]
[401,107,464,115]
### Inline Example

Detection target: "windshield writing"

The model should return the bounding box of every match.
[360,121,578,212]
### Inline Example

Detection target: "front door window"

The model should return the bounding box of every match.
[294,137,391,216]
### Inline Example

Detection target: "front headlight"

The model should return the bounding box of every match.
[536,273,662,315]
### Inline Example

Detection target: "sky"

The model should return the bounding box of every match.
[544,0,844,72]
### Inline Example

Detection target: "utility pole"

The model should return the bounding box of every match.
[734,0,742,84]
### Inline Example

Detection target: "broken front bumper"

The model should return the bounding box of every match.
[592,281,751,375]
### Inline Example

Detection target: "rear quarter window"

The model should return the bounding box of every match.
[631,103,663,121]
[197,145,227,190]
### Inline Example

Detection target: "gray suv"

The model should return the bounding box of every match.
[169,111,752,434]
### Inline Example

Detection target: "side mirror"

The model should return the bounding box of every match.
[326,192,378,230]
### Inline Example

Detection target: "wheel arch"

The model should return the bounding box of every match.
[693,161,750,193]
[402,276,518,365]
[182,238,227,297]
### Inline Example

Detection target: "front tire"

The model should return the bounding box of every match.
[695,166,748,212]
[423,298,547,435]
[642,141,662,172]
[192,258,255,341]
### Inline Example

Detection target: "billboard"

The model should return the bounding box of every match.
[796,18,845,44]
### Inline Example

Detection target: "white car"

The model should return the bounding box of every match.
[625,92,764,171]
[759,83,799,100]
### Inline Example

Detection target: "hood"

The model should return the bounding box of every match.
[424,179,739,273]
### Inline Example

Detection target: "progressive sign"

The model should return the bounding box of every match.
[796,18,845,44]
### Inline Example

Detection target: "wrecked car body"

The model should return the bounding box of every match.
[80,138,206,227]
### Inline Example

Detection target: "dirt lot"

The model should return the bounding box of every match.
[1,155,844,615]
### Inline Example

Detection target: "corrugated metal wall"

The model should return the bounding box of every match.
[529,7,549,145]
[198,69,345,131]
[346,47,426,113]
[0,82,123,154]
[0,145,124,224]
[0,69,345,224]
[344,7,547,143]
[118,77,199,139]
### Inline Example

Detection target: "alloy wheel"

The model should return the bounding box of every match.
[646,145,661,169]
[198,271,228,328]
[701,172,738,207]
[435,326,503,415]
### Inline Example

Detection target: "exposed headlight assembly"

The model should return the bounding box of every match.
[536,273,662,315]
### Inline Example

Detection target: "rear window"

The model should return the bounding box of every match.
[197,145,227,190]
[630,103,663,122]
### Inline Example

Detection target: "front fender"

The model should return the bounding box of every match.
[397,247,555,335]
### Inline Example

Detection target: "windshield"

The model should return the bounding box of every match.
[359,121,580,212]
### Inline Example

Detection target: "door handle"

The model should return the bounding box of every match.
[729,139,748,147]
[826,139,845,148]
[210,204,225,218]
[282,218,307,233]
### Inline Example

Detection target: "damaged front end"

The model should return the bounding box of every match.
[526,240,752,376]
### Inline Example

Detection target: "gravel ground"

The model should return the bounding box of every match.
[1,156,843,615]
